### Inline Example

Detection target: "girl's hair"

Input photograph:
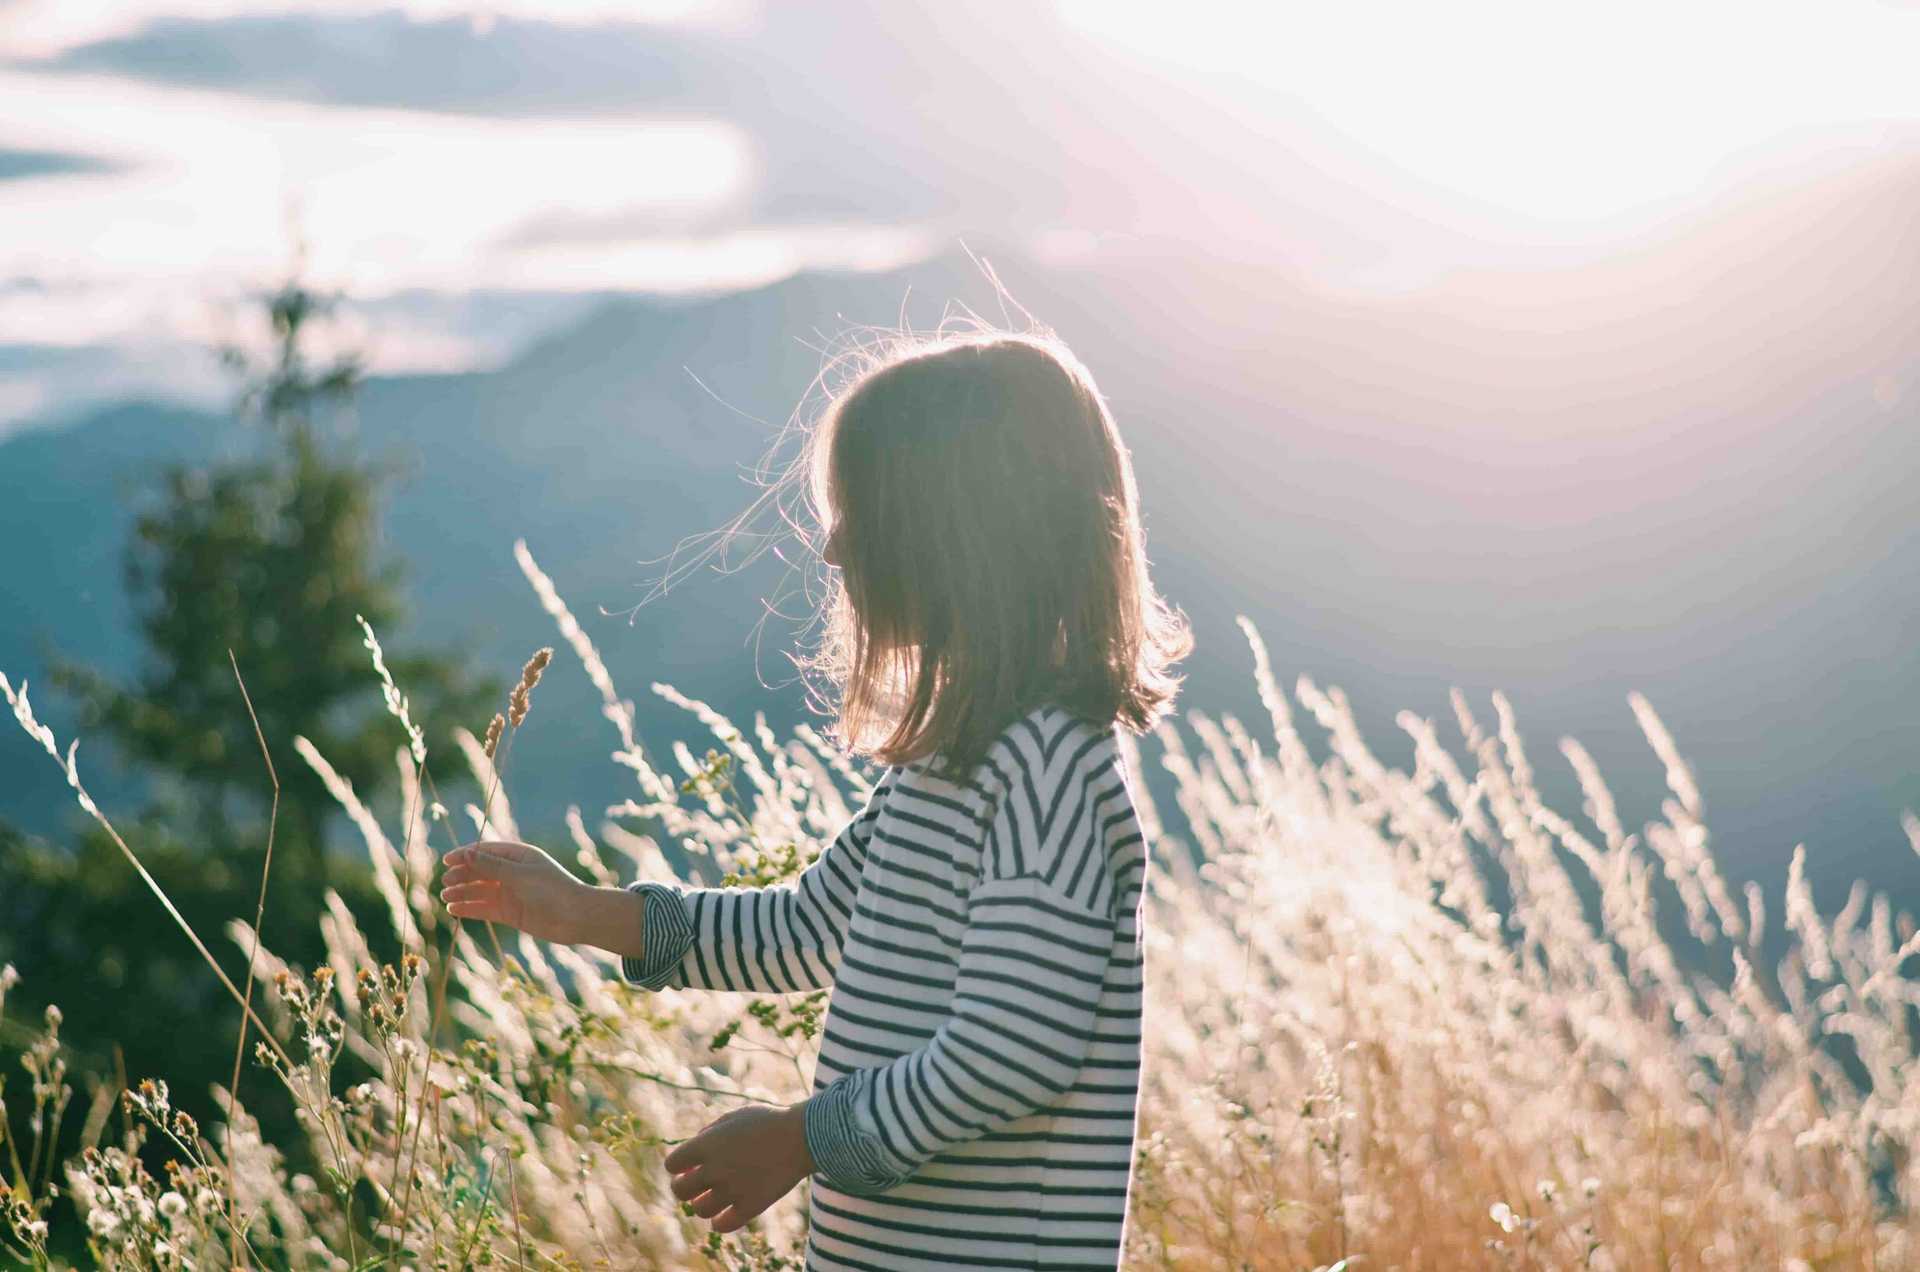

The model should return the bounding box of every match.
[792,323,1192,779]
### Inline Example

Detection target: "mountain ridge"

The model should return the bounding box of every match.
[3,227,1916,915]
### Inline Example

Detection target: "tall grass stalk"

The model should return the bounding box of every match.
[0,673,292,1072]
[221,651,279,1268]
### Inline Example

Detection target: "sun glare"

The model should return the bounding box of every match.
[1058,0,1920,230]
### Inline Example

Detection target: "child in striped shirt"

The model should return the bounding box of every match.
[440,326,1192,1269]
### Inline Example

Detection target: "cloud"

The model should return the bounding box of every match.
[0,0,1147,413]
[490,222,942,293]
[0,0,757,60]
[0,147,125,180]
[0,4,1007,435]
[0,66,756,291]
[0,280,617,435]
[19,11,730,117]
[6,2,1428,262]
[16,5,1121,207]
[0,58,955,309]
[24,0,1910,444]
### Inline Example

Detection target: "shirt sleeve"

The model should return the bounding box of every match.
[803,719,1122,1193]
[618,767,895,994]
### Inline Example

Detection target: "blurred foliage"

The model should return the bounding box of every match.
[0,269,501,1252]
[43,277,496,884]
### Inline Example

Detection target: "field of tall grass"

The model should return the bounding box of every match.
[4,538,1917,1270]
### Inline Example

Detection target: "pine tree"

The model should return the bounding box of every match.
[2,259,500,1179]
[49,270,497,884]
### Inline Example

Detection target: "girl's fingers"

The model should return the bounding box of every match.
[688,1188,730,1220]
[445,896,507,922]
[460,854,505,880]
[664,1140,703,1173]
[443,848,514,880]
[447,841,535,867]
[440,865,479,887]
[709,1202,749,1233]
[669,1166,711,1202]
[439,882,500,905]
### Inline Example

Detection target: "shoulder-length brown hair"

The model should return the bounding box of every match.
[794,324,1191,780]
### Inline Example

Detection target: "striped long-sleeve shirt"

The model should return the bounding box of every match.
[620,701,1149,1270]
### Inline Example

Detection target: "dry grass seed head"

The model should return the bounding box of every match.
[508,648,553,728]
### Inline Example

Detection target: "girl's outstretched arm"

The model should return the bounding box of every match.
[440,768,895,993]
[615,767,896,993]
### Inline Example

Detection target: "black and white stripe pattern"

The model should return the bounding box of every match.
[623,702,1148,1269]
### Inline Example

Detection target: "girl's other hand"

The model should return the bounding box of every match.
[440,839,588,944]
[664,1102,814,1233]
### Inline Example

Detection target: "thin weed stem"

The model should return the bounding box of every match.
[224,649,279,1265]
[0,673,294,1071]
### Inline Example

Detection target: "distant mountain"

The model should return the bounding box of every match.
[4,199,1918,917]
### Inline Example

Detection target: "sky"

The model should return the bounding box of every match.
[5,0,1920,432]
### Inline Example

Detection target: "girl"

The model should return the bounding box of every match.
[439,326,1191,1269]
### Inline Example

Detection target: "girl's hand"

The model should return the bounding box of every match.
[665,1102,815,1233]
[440,840,590,944]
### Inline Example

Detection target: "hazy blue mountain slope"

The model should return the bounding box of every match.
[3,234,1917,919]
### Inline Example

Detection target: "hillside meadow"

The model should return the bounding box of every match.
[3,540,1917,1270]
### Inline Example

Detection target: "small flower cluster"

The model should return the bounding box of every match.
[160,1159,227,1225]
[744,993,827,1043]
[357,953,424,1038]
[0,1180,51,1254]
[67,1142,204,1270]
[20,1003,68,1111]
[273,966,346,1064]
[679,746,735,804]
[1,978,65,1266]
[122,1078,201,1149]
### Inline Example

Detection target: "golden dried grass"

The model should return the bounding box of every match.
[2,554,1915,1270]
